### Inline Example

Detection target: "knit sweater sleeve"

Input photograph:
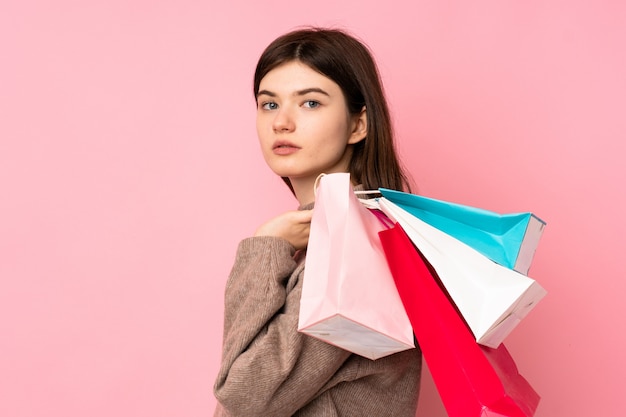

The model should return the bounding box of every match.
[213,236,351,417]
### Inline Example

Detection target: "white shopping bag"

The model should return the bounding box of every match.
[298,173,415,360]
[378,197,547,348]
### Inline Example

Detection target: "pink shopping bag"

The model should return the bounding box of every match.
[379,224,540,417]
[297,173,414,360]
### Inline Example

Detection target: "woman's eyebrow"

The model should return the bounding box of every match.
[295,87,330,97]
[256,89,276,98]
[256,87,330,99]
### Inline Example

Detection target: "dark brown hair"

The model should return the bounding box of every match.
[254,27,412,192]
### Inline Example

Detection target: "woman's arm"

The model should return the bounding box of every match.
[213,236,351,417]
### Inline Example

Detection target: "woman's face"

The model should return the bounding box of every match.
[256,60,366,203]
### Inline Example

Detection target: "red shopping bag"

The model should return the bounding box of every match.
[378,224,540,417]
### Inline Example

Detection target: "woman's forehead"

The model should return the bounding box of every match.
[258,61,340,95]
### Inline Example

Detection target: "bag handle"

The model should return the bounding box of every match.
[315,173,381,197]
[313,173,326,198]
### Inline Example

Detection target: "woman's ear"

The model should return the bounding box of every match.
[348,106,367,144]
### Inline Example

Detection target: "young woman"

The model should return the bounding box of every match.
[213,27,422,417]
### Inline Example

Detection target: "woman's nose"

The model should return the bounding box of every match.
[272,108,295,132]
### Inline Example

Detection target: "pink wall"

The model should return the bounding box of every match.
[1,1,624,416]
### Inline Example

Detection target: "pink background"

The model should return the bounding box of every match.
[1,1,624,416]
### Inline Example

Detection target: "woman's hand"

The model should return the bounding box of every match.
[254,210,313,250]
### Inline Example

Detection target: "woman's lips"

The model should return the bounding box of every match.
[272,141,300,155]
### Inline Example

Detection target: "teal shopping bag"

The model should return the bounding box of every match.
[379,189,546,275]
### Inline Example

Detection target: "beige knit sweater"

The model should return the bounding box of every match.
[213,236,422,416]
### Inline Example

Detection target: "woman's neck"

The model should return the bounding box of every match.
[291,177,317,208]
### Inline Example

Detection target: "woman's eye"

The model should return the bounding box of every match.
[261,102,278,110]
[303,100,320,109]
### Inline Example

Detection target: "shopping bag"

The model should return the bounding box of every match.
[379,188,545,275]
[378,198,546,348]
[379,224,541,417]
[297,173,414,360]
